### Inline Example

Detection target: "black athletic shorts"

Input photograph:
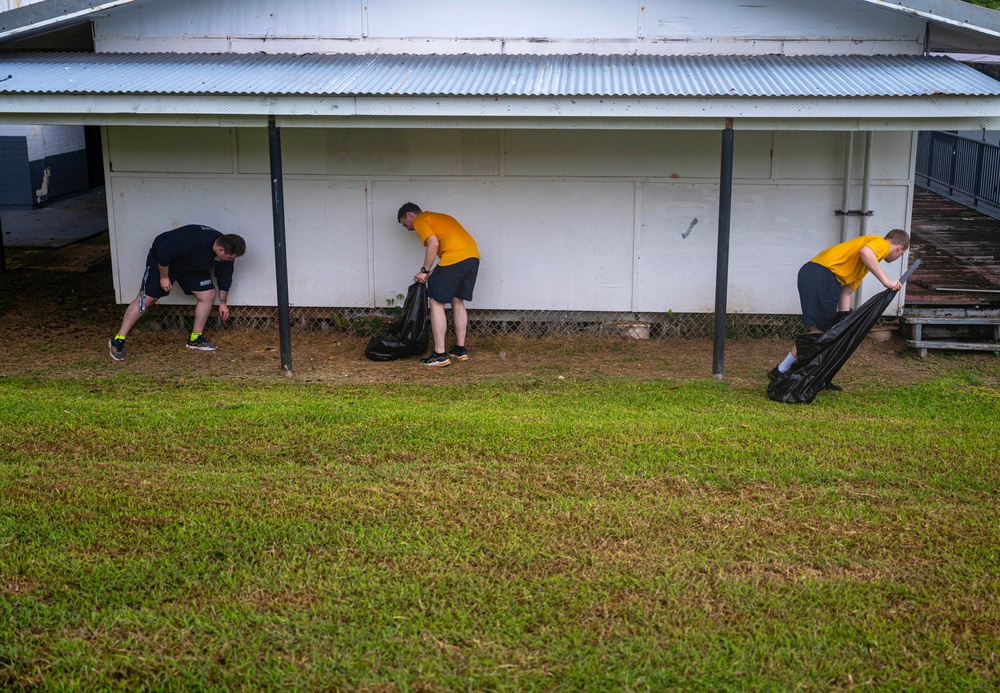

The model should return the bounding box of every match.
[797,261,842,331]
[141,251,215,299]
[428,257,480,304]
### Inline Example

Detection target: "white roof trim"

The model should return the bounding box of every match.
[856,0,1000,39]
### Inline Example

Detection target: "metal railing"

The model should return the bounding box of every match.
[915,131,1000,218]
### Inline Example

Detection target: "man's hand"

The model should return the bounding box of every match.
[883,279,902,291]
[159,278,172,293]
[414,269,432,284]
[219,303,230,321]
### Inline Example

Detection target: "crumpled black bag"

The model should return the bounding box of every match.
[768,259,920,404]
[364,282,430,361]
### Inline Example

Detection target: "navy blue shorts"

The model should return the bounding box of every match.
[797,261,842,330]
[141,251,215,299]
[428,257,479,304]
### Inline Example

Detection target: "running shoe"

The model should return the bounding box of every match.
[448,345,470,361]
[108,337,125,362]
[420,352,451,367]
[186,335,218,351]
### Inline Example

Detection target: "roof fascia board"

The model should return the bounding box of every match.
[3,93,1000,125]
[2,112,999,132]
[0,0,142,41]
[856,0,1000,39]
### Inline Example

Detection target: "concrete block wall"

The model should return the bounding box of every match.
[0,125,90,206]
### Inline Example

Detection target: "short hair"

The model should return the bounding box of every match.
[397,202,422,221]
[218,234,247,257]
[884,228,910,250]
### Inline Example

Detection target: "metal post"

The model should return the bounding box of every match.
[712,118,734,381]
[0,210,6,274]
[268,115,293,375]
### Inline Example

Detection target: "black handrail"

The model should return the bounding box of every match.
[915,131,1000,218]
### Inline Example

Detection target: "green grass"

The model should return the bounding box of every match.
[1,373,999,691]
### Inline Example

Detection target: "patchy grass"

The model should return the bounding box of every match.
[1,373,998,691]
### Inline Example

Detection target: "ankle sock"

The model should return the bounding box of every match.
[189,332,202,342]
[778,353,797,373]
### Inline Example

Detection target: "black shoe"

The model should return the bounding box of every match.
[108,337,125,362]
[767,366,781,381]
[448,345,469,361]
[824,382,843,392]
[420,352,451,367]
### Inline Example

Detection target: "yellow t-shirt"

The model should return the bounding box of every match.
[412,212,480,267]
[811,235,890,290]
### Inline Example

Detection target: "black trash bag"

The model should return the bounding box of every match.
[768,259,920,404]
[364,282,430,361]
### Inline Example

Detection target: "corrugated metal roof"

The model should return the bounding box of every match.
[2,52,1000,98]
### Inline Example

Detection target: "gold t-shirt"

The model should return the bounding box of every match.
[413,212,480,267]
[811,235,890,290]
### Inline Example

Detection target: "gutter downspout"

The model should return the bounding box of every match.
[854,131,874,305]
[840,132,855,244]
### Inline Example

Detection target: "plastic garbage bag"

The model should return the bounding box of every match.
[364,282,430,361]
[768,259,920,404]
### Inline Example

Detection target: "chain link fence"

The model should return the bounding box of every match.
[141,304,841,340]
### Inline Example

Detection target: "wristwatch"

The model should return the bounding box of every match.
[420,267,429,274]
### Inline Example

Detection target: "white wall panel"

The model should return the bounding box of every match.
[505,130,773,180]
[373,181,635,311]
[641,0,924,43]
[108,175,371,308]
[108,176,274,306]
[236,128,500,177]
[106,124,915,315]
[91,0,925,55]
[638,183,864,314]
[108,127,234,174]
[95,0,364,42]
[367,0,638,39]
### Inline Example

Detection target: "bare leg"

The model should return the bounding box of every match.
[451,298,468,348]
[116,294,159,337]
[429,298,447,353]
[191,289,215,334]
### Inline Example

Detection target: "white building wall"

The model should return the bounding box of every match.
[105,126,914,315]
[93,0,927,56]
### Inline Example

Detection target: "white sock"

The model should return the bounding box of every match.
[778,353,797,373]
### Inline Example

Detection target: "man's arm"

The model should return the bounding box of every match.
[838,284,853,312]
[859,245,902,291]
[414,235,439,283]
[158,264,172,293]
[218,289,230,321]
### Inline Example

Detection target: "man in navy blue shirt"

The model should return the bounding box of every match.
[108,225,246,362]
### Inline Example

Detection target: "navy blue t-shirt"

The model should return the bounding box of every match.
[150,225,235,291]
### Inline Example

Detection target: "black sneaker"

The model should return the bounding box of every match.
[420,352,451,367]
[448,345,470,361]
[186,335,217,351]
[767,366,781,381]
[108,337,125,362]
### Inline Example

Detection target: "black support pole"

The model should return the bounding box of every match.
[0,211,6,274]
[268,115,293,375]
[712,118,734,380]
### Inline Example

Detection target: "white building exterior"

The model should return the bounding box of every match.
[3,0,1000,321]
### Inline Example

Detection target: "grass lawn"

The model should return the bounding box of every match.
[1,370,998,691]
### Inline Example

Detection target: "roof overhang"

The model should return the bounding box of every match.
[2,51,1000,131]
[857,0,1000,53]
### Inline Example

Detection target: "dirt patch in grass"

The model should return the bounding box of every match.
[2,246,995,387]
